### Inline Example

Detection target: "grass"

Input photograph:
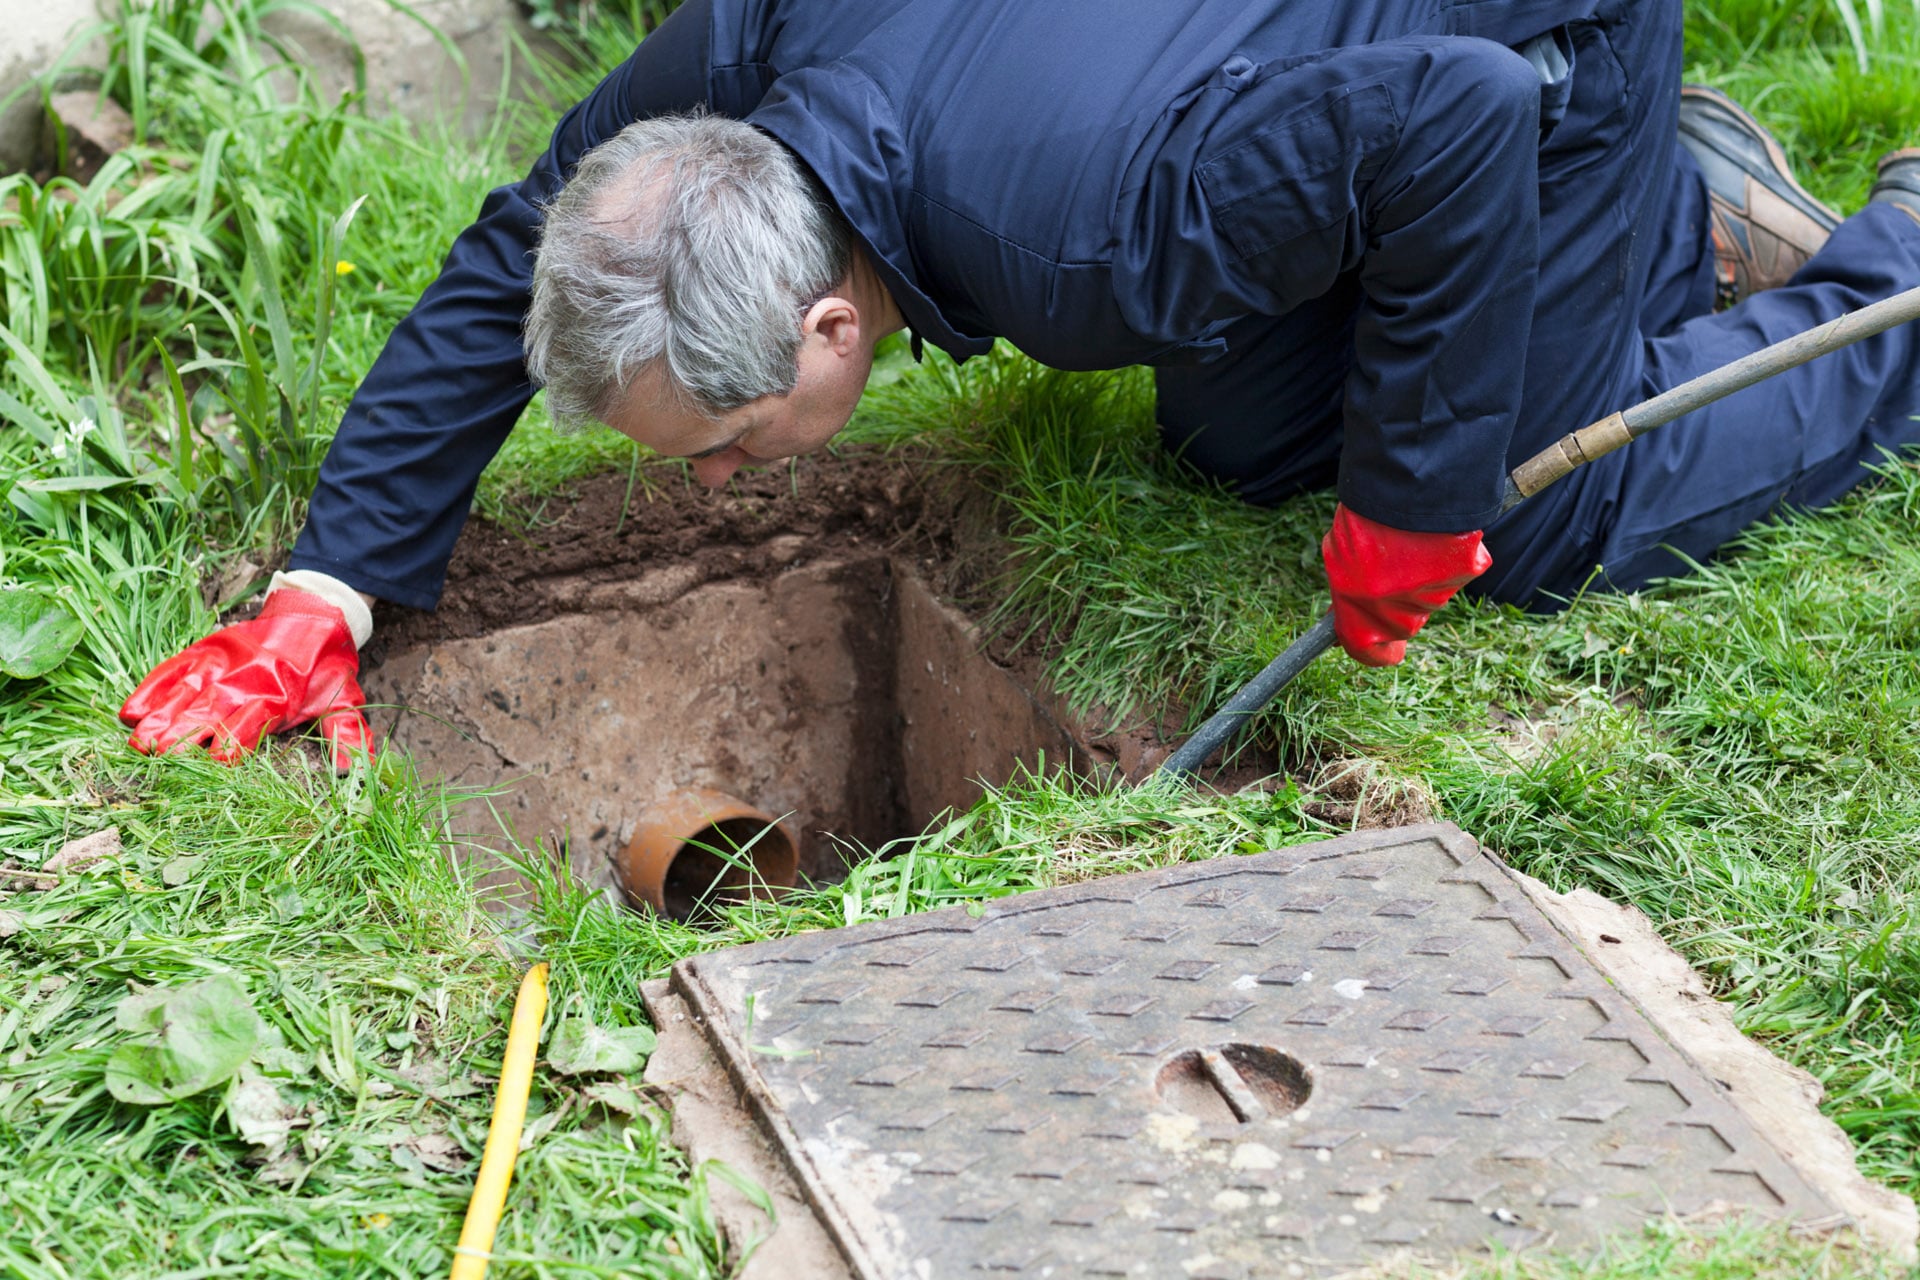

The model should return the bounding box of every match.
[1684,0,1920,210]
[3,0,1920,1276]
[1348,1215,1908,1278]
[0,752,729,1278]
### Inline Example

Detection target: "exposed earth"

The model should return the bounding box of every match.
[357,446,1277,908]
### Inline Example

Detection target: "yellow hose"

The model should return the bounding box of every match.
[449,962,550,1280]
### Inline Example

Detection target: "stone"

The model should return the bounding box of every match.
[0,0,556,176]
[44,826,121,874]
[0,0,98,175]
[41,90,133,184]
[258,0,558,139]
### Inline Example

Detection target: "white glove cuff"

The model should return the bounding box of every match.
[266,570,374,650]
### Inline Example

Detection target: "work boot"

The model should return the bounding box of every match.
[1869,149,1920,226]
[1677,85,1840,308]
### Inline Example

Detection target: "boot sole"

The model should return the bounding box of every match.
[1872,148,1920,225]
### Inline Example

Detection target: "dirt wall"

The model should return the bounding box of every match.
[893,569,1081,827]
[364,551,1095,906]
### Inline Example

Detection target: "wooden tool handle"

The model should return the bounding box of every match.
[1504,281,1920,506]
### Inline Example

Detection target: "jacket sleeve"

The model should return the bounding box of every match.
[1193,36,1546,532]
[287,0,714,608]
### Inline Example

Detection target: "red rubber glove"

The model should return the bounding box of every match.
[1321,503,1493,667]
[120,589,374,771]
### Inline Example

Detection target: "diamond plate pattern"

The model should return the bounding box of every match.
[661,823,1843,1277]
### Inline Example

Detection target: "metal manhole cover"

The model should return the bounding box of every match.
[658,823,1841,1277]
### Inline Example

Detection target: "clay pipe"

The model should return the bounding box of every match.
[619,787,800,919]
[1159,281,1920,779]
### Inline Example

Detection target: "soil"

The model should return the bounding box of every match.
[367,445,963,660]
[268,436,1428,916]
[204,438,1329,815]
[360,443,1294,800]
[356,444,1107,904]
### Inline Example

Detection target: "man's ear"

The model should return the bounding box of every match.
[802,294,862,354]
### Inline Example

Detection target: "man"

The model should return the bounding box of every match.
[120,0,1920,769]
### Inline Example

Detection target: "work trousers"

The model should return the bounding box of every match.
[1155,0,1920,607]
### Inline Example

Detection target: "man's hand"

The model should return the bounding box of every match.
[1321,503,1492,667]
[120,586,373,771]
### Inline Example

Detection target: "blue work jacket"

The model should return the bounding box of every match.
[293,0,1600,608]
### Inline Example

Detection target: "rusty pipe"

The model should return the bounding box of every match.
[619,788,799,919]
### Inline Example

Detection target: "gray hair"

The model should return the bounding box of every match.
[524,112,854,426]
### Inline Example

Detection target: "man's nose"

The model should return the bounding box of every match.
[690,450,745,487]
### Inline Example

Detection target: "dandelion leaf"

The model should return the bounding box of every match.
[105,973,262,1104]
[0,594,83,679]
[547,1014,656,1076]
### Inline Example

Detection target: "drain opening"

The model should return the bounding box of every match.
[1156,1044,1312,1124]
[621,789,800,919]
[655,817,791,919]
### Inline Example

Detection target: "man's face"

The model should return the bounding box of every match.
[602,293,872,487]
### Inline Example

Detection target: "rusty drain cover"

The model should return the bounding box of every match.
[654,823,1842,1277]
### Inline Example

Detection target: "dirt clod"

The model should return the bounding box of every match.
[45,827,122,874]
[1299,756,1434,829]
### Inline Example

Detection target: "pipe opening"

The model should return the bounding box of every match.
[657,816,798,920]
[621,790,800,920]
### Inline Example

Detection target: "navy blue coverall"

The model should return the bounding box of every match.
[289,0,1920,611]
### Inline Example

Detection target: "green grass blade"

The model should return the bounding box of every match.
[304,194,368,436]
[0,320,79,422]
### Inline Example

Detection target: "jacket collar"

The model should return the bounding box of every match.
[748,62,994,363]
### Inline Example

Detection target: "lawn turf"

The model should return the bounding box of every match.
[4,0,1920,1276]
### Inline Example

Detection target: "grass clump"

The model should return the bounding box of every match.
[0,753,731,1277]
[1685,0,1920,209]
[1352,1214,1905,1278]
[0,2,740,1275]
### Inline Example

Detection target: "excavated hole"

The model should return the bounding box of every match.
[361,545,1086,910]
[351,451,1287,911]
